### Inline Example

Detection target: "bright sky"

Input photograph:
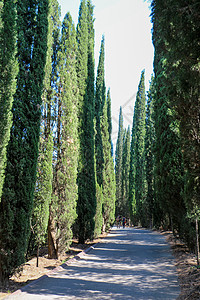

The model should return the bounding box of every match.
[58,0,154,149]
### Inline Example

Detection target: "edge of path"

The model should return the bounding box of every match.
[3,242,99,299]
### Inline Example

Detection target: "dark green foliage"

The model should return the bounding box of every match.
[76,0,96,244]
[32,0,55,258]
[144,76,155,227]
[129,70,146,224]
[106,88,113,156]
[129,111,136,223]
[0,0,49,281]
[115,107,124,215]
[32,133,53,250]
[153,58,185,231]
[161,1,200,220]
[94,160,103,238]
[94,36,115,231]
[101,98,116,230]
[76,0,88,115]
[95,36,106,187]
[45,0,61,259]
[0,0,18,201]
[50,13,78,257]
[151,0,197,244]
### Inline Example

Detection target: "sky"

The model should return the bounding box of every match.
[58,0,154,149]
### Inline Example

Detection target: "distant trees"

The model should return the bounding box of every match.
[115,107,124,215]
[144,77,155,228]
[121,127,131,219]
[129,71,146,225]
[101,97,116,231]
[115,108,131,219]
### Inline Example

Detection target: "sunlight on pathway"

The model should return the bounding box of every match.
[6,228,180,300]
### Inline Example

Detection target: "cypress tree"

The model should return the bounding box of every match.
[129,107,136,223]
[129,70,146,224]
[0,0,18,201]
[151,0,199,251]
[101,95,116,231]
[151,1,186,233]
[32,133,53,265]
[106,88,113,156]
[76,0,96,243]
[48,12,79,259]
[45,0,61,258]
[121,126,131,218]
[94,156,103,238]
[95,36,106,187]
[115,107,124,216]
[0,0,49,282]
[144,76,155,228]
[31,0,56,265]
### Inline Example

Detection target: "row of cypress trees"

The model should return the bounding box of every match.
[116,65,197,251]
[0,0,116,282]
[115,0,200,260]
[115,71,153,226]
[151,0,200,259]
[0,0,49,282]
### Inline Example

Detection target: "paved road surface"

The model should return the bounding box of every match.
[6,227,180,299]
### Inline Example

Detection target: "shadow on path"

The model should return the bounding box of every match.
[6,228,180,300]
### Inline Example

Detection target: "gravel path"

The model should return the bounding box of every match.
[5,227,180,299]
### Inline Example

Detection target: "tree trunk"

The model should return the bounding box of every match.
[36,245,39,267]
[48,216,58,259]
[102,217,106,233]
[196,218,200,266]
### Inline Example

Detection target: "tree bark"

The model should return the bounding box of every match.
[196,218,200,266]
[48,216,58,259]
[36,245,39,267]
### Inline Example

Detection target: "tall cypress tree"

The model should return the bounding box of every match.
[76,0,96,243]
[152,1,186,233]
[0,0,49,282]
[85,0,96,235]
[32,132,53,265]
[144,76,155,228]
[101,94,116,231]
[45,0,61,258]
[129,70,146,224]
[121,126,131,218]
[95,36,106,187]
[151,0,199,249]
[115,107,124,216]
[106,88,113,156]
[0,0,18,201]
[129,106,136,223]
[31,0,56,265]
[94,154,103,238]
[48,12,79,259]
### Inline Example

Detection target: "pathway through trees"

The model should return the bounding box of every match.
[6,228,180,299]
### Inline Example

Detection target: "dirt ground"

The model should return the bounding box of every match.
[0,234,106,299]
[0,230,200,299]
[163,231,200,300]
